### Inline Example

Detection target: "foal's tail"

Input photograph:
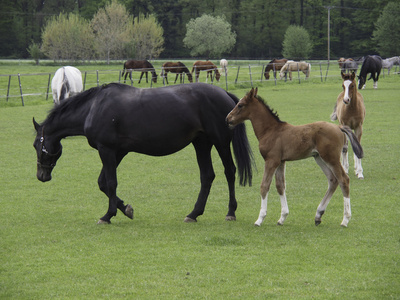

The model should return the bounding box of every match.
[227,92,255,186]
[340,126,364,159]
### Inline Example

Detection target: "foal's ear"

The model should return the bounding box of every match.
[254,87,258,96]
[341,72,346,79]
[351,72,356,80]
[33,117,40,132]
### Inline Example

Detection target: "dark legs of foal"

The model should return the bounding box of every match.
[97,149,133,224]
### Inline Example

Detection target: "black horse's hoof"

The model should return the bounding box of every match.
[225,216,236,221]
[315,220,321,226]
[184,217,197,223]
[97,219,111,225]
[125,204,134,219]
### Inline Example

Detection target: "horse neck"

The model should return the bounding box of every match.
[45,100,92,141]
[249,100,280,140]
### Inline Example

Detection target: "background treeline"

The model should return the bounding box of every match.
[0,0,393,59]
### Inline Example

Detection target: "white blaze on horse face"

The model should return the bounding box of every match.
[343,80,352,104]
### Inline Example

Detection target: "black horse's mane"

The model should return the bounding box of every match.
[42,83,126,126]
[255,94,285,123]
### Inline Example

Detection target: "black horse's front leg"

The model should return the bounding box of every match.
[97,149,132,224]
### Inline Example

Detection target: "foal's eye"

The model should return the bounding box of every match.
[238,104,243,109]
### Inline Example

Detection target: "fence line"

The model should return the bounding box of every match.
[1,62,399,106]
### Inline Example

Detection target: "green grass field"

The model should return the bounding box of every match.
[0,61,399,298]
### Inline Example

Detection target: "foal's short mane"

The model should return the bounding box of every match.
[254,94,285,123]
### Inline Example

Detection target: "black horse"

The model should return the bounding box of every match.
[33,83,253,224]
[358,55,382,89]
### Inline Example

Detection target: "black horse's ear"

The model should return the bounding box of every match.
[33,118,40,132]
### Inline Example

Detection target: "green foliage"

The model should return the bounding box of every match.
[282,25,313,60]
[26,41,42,65]
[132,14,164,60]
[183,14,236,58]
[41,13,96,61]
[372,2,400,57]
[91,0,134,64]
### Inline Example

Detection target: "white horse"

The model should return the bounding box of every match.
[220,59,228,75]
[52,66,83,105]
[382,56,400,75]
[279,61,311,80]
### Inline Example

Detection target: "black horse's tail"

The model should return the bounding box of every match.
[340,126,364,159]
[227,91,255,186]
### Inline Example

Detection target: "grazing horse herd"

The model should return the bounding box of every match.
[41,55,396,227]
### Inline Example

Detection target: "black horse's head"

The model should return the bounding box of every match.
[33,118,62,182]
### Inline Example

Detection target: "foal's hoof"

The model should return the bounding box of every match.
[225,216,236,221]
[125,204,134,219]
[97,219,111,225]
[315,220,322,226]
[184,217,197,223]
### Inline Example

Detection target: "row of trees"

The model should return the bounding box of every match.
[1,0,399,60]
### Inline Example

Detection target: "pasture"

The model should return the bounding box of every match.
[0,62,399,298]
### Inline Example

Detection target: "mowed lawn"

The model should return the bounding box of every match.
[0,69,399,298]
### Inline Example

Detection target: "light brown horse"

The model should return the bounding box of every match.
[192,60,220,82]
[122,60,158,84]
[226,88,363,227]
[279,61,311,80]
[160,61,193,84]
[264,58,288,80]
[331,72,366,179]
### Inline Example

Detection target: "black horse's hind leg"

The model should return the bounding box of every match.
[184,137,215,222]
[97,149,132,224]
[215,144,237,220]
[138,72,144,84]
[174,74,179,83]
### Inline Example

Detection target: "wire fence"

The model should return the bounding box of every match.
[1,61,398,106]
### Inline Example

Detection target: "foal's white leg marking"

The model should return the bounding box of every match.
[354,153,364,179]
[255,193,268,227]
[277,193,289,225]
[341,197,351,227]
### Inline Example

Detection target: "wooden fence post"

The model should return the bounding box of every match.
[18,73,24,106]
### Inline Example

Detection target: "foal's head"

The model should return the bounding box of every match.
[341,71,357,104]
[226,88,258,128]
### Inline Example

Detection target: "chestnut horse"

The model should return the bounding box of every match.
[226,88,363,227]
[264,58,288,80]
[192,60,220,83]
[122,59,158,84]
[160,61,193,84]
[331,72,366,179]
[279,61,311,80]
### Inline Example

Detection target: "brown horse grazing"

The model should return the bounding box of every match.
[192,60,220,82]
[331,72,366,179]
[122,60,158,84]
[160,62,193,84]
[279,61,311,80]
[264,58,288,80]
[226,88,363,227]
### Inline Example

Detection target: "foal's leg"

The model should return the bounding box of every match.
[314,156,339,225]
[255,160,279,227]
[354,126,364,179]
[275,162,289,225]
[184,138,215,222]
[341,140,349,174]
